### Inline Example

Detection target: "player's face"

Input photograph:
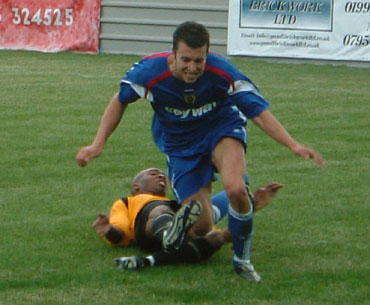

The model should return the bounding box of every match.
[141,168,167,196]
[173,41,207,83]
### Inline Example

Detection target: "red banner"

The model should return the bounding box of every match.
[0,0,101,53]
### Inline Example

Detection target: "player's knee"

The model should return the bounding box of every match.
[192,220,212,237]
[149,205,173,219]
[226,184,247,203]
[205,230,226,250]
[225,184,252,212]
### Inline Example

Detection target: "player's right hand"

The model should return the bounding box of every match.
[75,145,101,167]
[253,182,284,212]
[92,213,110,237]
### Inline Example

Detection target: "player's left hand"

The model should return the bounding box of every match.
[291,143,325,166]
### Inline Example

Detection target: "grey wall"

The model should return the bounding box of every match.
[99,0,228,55]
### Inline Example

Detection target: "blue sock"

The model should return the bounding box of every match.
[211,173,251,224]
[211,191,229,224]
[244,173,250,186]
[228,205,254,265]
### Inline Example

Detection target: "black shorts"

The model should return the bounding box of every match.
[135,200,179,251]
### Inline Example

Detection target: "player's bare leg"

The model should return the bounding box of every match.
[213,137,261,282]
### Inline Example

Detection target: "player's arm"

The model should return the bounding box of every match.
[229,82,325,166]
[76,94,127,167]
[92,213,124,244]
[252,109,325,166]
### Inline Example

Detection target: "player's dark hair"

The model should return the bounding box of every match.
[173,21,210,53]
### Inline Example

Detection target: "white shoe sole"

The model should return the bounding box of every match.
[162,200,201,250]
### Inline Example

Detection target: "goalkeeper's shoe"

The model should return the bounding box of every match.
[115,256,149,270]
[234,261,261,282]
[162,200,202,250]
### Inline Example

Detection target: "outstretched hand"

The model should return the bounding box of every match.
[253,183,284,212]
[92,213,110,238]
[76,145,101,167]
[291,143,325,167]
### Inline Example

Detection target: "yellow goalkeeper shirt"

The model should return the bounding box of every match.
[108,194,170,246]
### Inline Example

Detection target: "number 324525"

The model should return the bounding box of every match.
[11,8,73,26]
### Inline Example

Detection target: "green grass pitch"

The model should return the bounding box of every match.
[0,50,369,305]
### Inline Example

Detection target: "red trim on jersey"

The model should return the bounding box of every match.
[145,70,173,98]
[205,65,235,91]
[143,51,172,60]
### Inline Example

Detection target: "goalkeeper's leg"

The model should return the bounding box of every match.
[116,230,227,270]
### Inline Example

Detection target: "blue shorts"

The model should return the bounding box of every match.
[166,122,247,203]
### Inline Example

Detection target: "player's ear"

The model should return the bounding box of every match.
[132,183,140,192]
[168,53,175,64]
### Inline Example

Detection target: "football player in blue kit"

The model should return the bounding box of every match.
[76,21,324,281]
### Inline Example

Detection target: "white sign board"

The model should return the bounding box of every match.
[228,0,370,61]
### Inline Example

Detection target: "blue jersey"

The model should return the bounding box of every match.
[118,51,269,157]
